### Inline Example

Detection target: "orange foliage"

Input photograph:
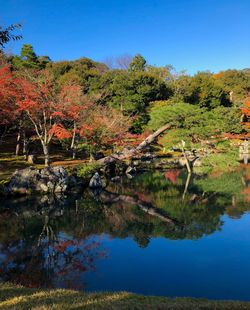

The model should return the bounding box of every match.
[49,123,72,139]
[213,71,225,79]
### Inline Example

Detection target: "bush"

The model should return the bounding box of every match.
[193,149,239,174]
[76,162,100,179]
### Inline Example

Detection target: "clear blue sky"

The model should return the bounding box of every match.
[1,0,249,74]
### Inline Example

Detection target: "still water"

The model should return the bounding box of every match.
[1,168,250,300]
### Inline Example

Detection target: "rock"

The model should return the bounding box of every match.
[126,173,134,179]
[140,153,155,162]
[111,176,121,182]
[7,167,39,195]
[89,172,103,188]
[7,166,68,195]
[132,160,140,166]
[126,166,136,175]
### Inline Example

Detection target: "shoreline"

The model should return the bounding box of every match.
[1,283,250,309]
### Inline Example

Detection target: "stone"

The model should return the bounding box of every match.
[126,166,136,175]
[111,176,121,182]
[126,173,134,179]
[132,160,140,166]
[7,166,68,195]
[140,153,155,162]
[89,172,103,188]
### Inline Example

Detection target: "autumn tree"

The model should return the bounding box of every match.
[241,97,250,137]
[0,65,20,144]
[17,71,72,166]
[89,106,133,149]
[57,84,93,158]
[214,70,250,104]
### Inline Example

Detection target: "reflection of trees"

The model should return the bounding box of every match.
[105,169,250,239]
[0,199,106,289]
[0,168,250,287]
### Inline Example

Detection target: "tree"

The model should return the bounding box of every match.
[0,66,18,125]
[147,65,173,81]
[214,70,250,104]
[16,71,72,166]
[0,65,21,145]
[12,44,51,70]
[116,54,133,70]
[103,54,133,70]
[57,84,93,158]
[0,23,22,49]
[128,54,146,72]
[167,74,193,102]
[241,97,250,137]
[87,106,133,149]
[147,101,242,147]
[47,57,108,93]
[188,72,230,109]
[90,70,171,132]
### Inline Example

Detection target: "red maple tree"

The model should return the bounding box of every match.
[16,71,78,165]
[0,65,19,126]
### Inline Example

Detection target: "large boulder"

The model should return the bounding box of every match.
[7,166,68,195]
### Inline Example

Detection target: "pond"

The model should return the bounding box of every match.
[1,168,250,300]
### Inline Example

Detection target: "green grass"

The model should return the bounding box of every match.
[0,153,45,181]
[0,283,250,309]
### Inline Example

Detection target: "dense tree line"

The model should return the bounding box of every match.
[0,24,250,165]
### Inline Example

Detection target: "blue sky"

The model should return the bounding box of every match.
[1,0,250,74]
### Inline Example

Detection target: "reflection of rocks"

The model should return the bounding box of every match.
[7,166,68,195]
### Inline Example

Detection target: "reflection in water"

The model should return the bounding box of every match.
[0,168,250,297]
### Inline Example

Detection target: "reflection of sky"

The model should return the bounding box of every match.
[82,214,250,301]
[50,233,108,290]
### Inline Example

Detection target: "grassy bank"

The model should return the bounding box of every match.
[0,283,250,310]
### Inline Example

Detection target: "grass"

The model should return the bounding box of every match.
[0,283,250,310]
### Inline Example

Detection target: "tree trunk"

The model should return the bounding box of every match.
[23,131,28,158]
[15,129,21,156]
[98,123,171,165]
[42,143,50,166]
[181,140,191,174]
[99,189,176,225]
[71,122,76,159]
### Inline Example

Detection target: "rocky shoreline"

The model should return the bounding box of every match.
[0,151,205,197]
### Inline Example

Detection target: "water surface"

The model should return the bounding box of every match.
[1,169,250,300]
